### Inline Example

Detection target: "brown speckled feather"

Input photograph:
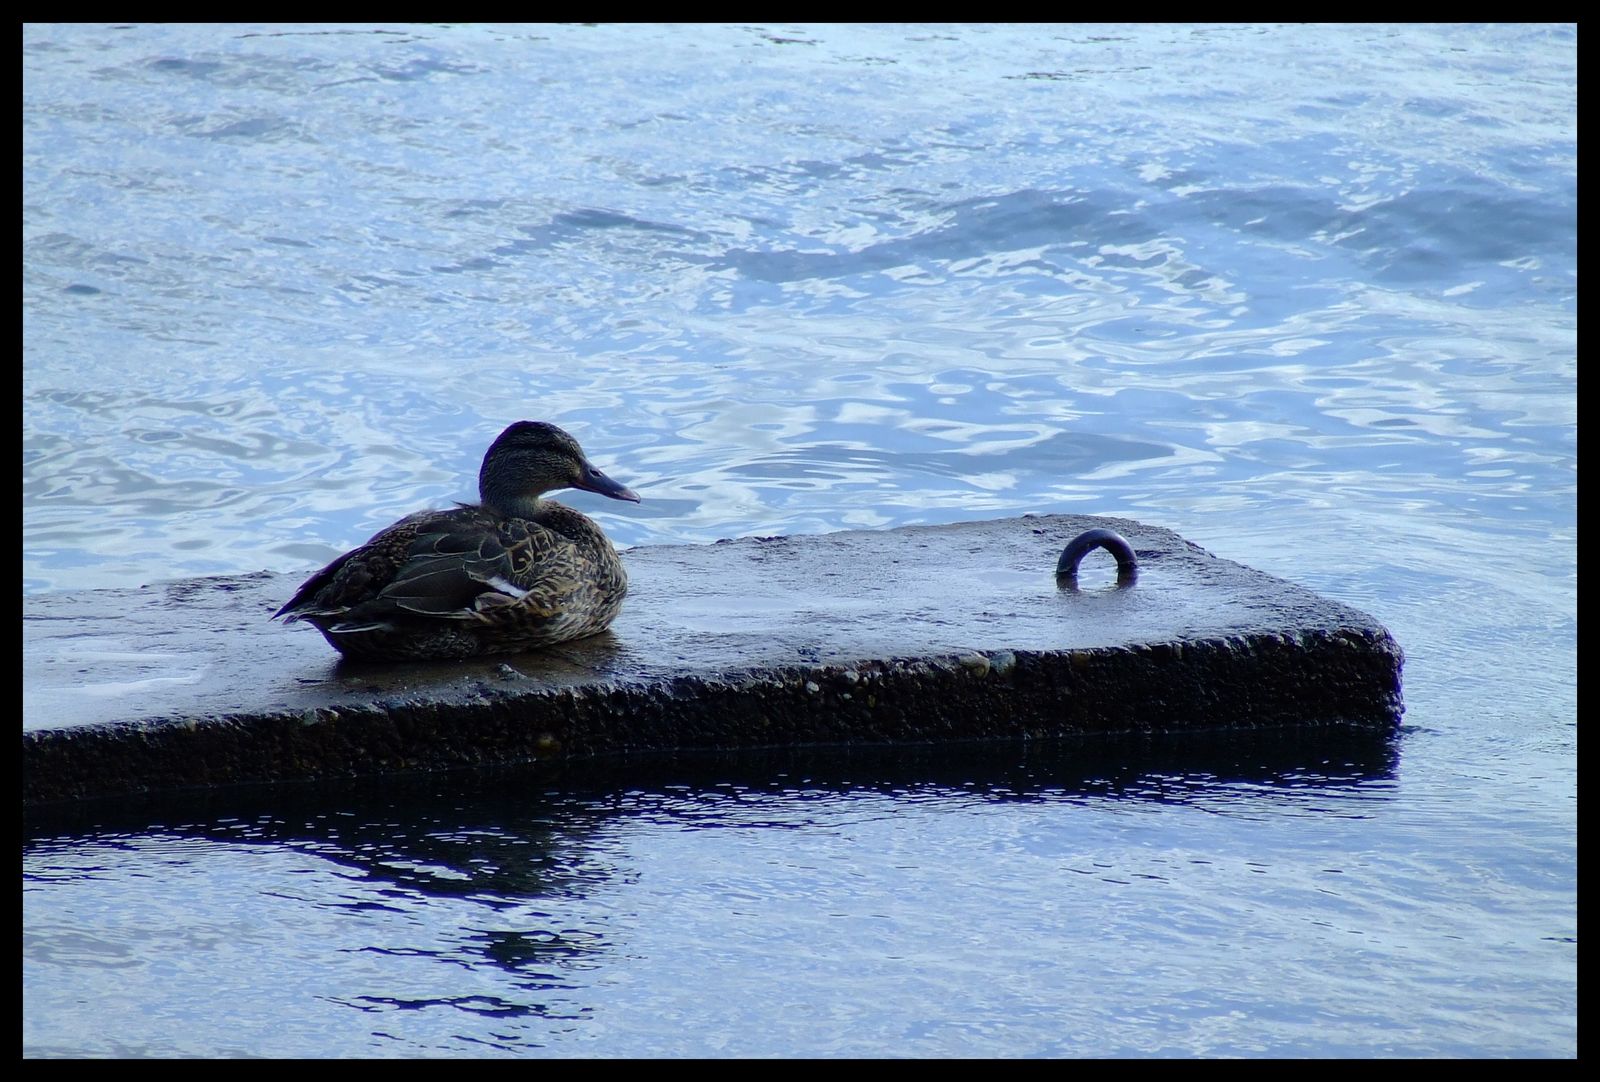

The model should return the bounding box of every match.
[275,422,637,661]
[277,503,627,659]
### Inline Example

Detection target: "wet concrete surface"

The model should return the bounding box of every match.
[22,514,1404,805]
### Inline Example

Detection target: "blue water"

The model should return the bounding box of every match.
[22,23,1575,1057]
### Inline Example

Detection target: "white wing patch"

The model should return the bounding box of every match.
[484,575,529,599]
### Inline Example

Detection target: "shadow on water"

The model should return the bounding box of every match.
[23,726,1407,1039]
[24,725,1400,883]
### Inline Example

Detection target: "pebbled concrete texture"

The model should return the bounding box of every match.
[22,514,1403,805]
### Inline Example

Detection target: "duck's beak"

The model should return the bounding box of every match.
[577,463,641,503]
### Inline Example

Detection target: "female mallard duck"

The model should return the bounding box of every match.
[275,421,639,660]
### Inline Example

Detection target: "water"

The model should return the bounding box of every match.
[22,23,1575,1057]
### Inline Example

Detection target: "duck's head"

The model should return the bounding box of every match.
[479,420,640,515]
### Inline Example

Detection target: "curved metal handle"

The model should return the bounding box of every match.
[1056,528,1138,589]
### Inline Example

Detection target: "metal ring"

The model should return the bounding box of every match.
[1056,528,1138,589]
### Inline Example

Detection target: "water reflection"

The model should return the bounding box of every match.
[26,727,1400,893]
[25,729,1403,1049]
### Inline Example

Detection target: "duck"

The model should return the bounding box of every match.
[274,420,640,661]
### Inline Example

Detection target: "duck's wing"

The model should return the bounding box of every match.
[353,515,594,627]
[273,510,436,622]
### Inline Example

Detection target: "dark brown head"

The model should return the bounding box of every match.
[478,421,640,516]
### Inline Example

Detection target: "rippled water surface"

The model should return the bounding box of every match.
[23,23,1574,1057]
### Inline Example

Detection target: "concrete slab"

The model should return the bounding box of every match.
[22,514,1403,805]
